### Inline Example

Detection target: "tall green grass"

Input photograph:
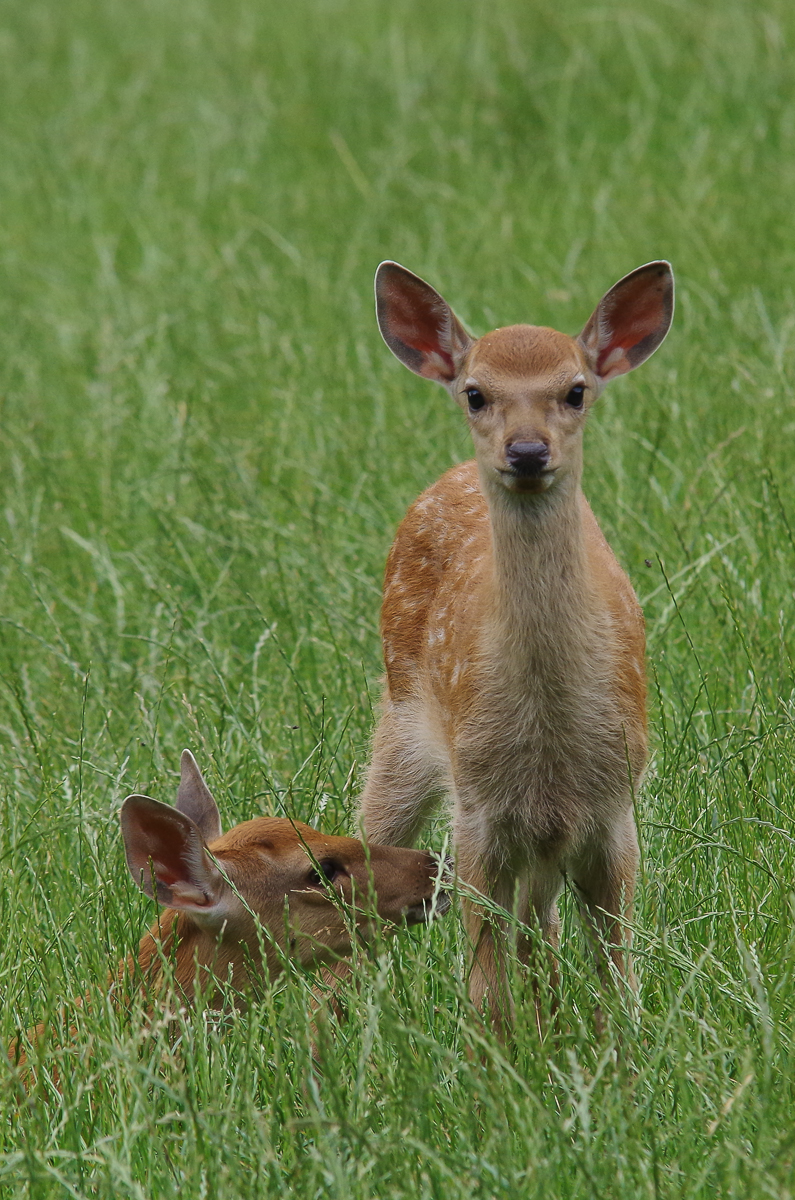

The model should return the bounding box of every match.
[3,0,795,1193]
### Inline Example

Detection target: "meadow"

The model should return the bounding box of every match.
[2,0,795,1194]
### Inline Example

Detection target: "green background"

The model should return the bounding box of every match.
[3,0,795,1195]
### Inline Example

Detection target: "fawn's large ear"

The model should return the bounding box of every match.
[578,261,674,385]
[175,749,222,843]
[375,261,473,383]
[121,795,226,915]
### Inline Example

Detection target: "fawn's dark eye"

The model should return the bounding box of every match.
[307,858,341,886]
[466,388,487,412]
[565,384,585,408]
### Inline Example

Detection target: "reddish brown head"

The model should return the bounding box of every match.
[375,260,674,499]
[121,750,448,994]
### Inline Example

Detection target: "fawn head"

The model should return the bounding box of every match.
[121,750,448,977]
[375,261,674,498]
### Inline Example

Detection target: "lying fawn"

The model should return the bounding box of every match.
[359,260,673,1021]
[11,750,447,1071]
[122,749,448,1004]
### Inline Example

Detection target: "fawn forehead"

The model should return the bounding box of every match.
[210,816,317,855]
[465,325,586,389]
[209,816,365,865]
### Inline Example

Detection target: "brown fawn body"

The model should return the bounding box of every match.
[12,750,446,1071]
[359,261,673,1018]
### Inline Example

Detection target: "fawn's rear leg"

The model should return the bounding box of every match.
[359,702,446,847]
[569,809,639,994]
[455,825,562,1034]
[458,861,512,1022]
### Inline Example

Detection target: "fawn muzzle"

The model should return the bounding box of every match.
[404,853,452,923]
[403,889,451,924]
[399,849,451,924]
[504,440,551,476]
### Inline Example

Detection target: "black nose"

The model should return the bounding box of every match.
[505,441,550,476]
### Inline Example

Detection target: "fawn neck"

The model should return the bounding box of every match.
[478,459,599,668]
[131,912,260,1005]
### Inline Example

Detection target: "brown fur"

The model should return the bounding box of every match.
[11,752,447,1073]
[360,260,673,1024]
[127,815,445,1004]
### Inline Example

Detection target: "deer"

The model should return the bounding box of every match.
[11,749,448,1073]
[358,259,674,1026]
[119,749,448,1003]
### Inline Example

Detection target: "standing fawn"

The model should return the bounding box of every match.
[11,750,447,1072]
[359,260,673,1022]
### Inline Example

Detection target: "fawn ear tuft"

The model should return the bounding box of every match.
[375,261,473,383]
[578,261,674,384]
[176,749,222,843]
[121,794,225,916]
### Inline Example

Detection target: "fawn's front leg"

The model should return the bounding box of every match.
[359,702,445,847]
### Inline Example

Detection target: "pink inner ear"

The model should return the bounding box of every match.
[154,864,180,886]
[596,344,628,375]
[414,334,453,362]
[383,280,455,373]
[137,811,196,885]
[597,275,668,373]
